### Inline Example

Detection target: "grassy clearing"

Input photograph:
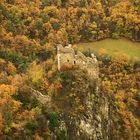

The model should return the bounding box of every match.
[77,38,140,60]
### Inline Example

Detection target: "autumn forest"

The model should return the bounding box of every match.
[0,0,140,140]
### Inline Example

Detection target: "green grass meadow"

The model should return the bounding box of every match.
[77,38,140,60]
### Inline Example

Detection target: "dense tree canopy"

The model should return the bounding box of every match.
[0,0,140,139]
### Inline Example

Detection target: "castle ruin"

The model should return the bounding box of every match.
[57,44,99,79]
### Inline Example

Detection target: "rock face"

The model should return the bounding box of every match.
[56,45,109,140]
[58,91,106,140]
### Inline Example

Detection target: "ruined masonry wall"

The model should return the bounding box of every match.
[57,44,98,79]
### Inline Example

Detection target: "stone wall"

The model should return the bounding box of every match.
[57,44,98,79]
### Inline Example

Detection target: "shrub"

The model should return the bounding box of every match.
[27,61,45,87]
[43,0,50,6]
[80,0,88,7]
[6,0,14,4]
[57,129,68,140]
[26,121,37,133]
[59,71,73,86]
[134,61,140,69]
[60,64,73,72]
[83,49,92,57]
[6,21,14,32]
[112,32,120,39]
[49,112,59,131]
[34,20,43,30]
[52,22,60,30]
[31,98,42,108]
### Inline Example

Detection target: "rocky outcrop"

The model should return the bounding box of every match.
[31,46,110,140]
[58,88,106,140]
[56,45,110,139]
[31,88,51,107]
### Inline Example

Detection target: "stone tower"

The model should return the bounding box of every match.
[57,44,75,70]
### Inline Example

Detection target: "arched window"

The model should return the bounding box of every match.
[74,61,76,64]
